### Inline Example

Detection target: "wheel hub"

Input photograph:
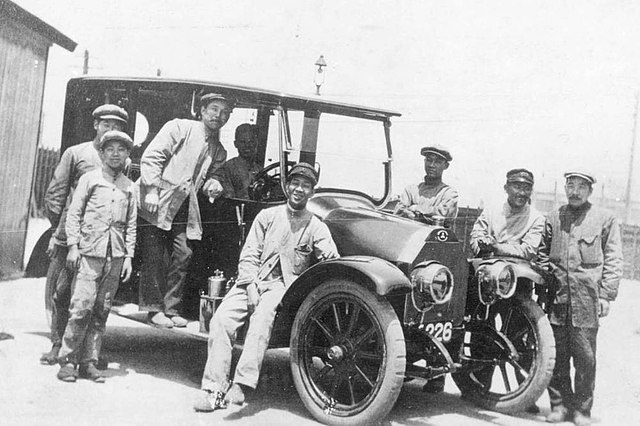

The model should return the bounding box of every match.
[327,345,346,361]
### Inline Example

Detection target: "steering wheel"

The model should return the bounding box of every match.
[248,161,295,202]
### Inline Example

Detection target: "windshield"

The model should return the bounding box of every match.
[285,112,390,201]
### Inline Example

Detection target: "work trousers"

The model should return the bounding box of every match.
[138,203,192,315]
[201,280,285,391]
[45,245,73,347]
[548,324,598,416]
[59,256,123,365]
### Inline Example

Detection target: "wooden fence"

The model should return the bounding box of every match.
[622,224,640,281]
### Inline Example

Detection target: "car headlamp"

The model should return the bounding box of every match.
[410,262,454,312]
[476,261,517,306]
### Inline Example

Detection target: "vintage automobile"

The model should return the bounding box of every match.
[32,76,555,425]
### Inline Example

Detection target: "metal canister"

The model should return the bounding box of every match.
[207,270,227,298]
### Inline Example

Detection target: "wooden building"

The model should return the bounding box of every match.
[0,0,76,278]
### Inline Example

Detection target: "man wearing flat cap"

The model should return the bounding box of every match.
[137,93,234,328]
[194,162,339,412]
[395,144,458,221]
[470,168,545,259]
[538,170,623,426]
[40,104,129,365]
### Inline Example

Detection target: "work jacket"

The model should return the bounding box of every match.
[136,119,226,240]
[66,168,137,258]
[470,202,545,260]
[538,202,623,327]
[235,204,339,289]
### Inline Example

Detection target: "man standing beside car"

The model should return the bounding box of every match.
[193,163,339,412]
[538,170,623,426]
[40,104,128,365]
[395,145,459,220]
[137,93,233,328]
[470,168,545,260]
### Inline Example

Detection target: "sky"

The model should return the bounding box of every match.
[12,0,640,208]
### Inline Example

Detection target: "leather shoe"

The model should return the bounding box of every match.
[40,344,61,365]
[149,312,173,328]
[573,411,591,426]
[546,405,570,423]
[193,390,227,412]
[79,363,105,383]
[57,363,77,382]
[224,383,246,405]
[169,315,188,328]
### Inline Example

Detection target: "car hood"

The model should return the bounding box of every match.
[309,194,442,265]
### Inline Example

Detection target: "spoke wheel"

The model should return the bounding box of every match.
[453,298,555,413]
[290,280,405,425]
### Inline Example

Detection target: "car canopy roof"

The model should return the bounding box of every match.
[70,76,402,122]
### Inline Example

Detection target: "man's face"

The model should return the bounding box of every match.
[504,181,533,209]
[100,141,130,171]
[565,176,593,208]
[286,176,315,210]
[94,119,124,141]
[201,100,232,132]
[423,153,449,180]
[234,130,258,161]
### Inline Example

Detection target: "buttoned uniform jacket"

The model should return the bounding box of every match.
[470,202,545,260]
[66,169,137,258]
[235,204,339,289]
[538,202,623,328]
[44,141,103,246]
[136,119,227,240]
[211,156,261,199]
[395,181,459,219]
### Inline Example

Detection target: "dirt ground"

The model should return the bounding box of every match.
[1,277,639,426]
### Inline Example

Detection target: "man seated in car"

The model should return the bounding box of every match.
[470,168,545,260]
[210,123,261,199]
[395,145,458,220]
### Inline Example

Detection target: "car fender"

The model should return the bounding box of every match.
[269,256,410,347]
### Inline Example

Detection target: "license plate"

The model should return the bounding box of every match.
[425,321,453,342]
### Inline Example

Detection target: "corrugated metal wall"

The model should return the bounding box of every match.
[0,14,49,278]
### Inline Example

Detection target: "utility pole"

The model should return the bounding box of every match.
[625,91,639,224]
[82,49,89,75]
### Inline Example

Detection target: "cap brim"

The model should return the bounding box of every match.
[98,114,127,123]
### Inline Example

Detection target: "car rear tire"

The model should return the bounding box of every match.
[452,298,555,413]
[290,279,406,425]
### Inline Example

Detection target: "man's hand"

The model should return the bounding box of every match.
[121,257,133,283]
[66,245,81,270]
[246,283,260,314]
[202,178,224,202]
[143,192,159,215]
[476,236,496,252]
[46,237,60,259]
[598,299,610,318]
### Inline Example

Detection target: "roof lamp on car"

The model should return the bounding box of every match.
[410,261,454,311]
[476,261,517,306]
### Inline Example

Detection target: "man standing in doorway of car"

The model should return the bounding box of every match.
[40,104,129,365]
[538,170,623,426]
[210,123,261,199]
[193,163,339,412]
[470,168,545,260]
[137,93,233,328]
[395,145,459,220]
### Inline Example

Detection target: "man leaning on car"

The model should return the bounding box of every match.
[470,168,545,260]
